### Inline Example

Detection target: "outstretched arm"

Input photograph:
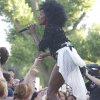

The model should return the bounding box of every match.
[24,57,42,83]
[86,70,100,86]
[24,57,42,94]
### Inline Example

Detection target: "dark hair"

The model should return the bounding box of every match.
[8,68,15,73]
[0,47,9,65]
[31,92,38,100]
[40,0,67,27]
[3,72,11,82]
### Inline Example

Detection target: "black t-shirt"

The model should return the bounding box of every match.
[86,81,100,100]
[89,86,100,100]
[39,24,69,58]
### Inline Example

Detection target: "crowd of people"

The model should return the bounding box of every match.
[0,47,72,100]
[0,46,100,100]
[0,0,100,100]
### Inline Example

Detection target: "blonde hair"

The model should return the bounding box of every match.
[14,83,32,100]
[0,79,8,98]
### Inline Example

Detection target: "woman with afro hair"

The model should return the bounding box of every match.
[29,0,87,100]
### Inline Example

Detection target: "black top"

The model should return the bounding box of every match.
[86,81,97,91]
[89,86,100,100]
[86,81,100,100]
[39,25,69,58]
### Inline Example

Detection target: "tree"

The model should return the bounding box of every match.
[86,24,100,62]
[69,29,88,60]
[0,0,95,85]
[56,0,94,34]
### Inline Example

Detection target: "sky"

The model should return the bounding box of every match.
[0,16,12,53]
[82,0,100,27]
[0,0,100,53]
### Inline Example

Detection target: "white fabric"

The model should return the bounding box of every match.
[57,47,87,100]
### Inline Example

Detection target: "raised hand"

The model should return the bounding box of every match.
[33,57,42,66]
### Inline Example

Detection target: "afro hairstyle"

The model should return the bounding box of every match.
[40,0,67,27]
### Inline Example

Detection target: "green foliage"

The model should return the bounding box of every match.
[6,35,37,77]
[86,24,100,62]
[69,29,88,60]
[0,0,43,79]
[57,0,94,29]
[0,0,97,85]
[69,24,100,63]
[10,36,34,64]
[0,0,34,26]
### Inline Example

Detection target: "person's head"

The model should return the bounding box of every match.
[3,71,20,87]
[14,83,32,100]
[3,71,16,88]
[39,0,67,27]
[0,79,8,98]
[8,68,15,78]
[0,47,9,65]
[3,72,12,83]
[58,91,67,100]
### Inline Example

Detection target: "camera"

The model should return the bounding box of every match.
[86,64,100,79]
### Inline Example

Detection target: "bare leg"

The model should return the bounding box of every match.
[47,64,65,100]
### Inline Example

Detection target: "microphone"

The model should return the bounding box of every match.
[18,25,30,33]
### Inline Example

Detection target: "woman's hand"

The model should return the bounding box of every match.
[33,57,42,66]
[30,57,42,75]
